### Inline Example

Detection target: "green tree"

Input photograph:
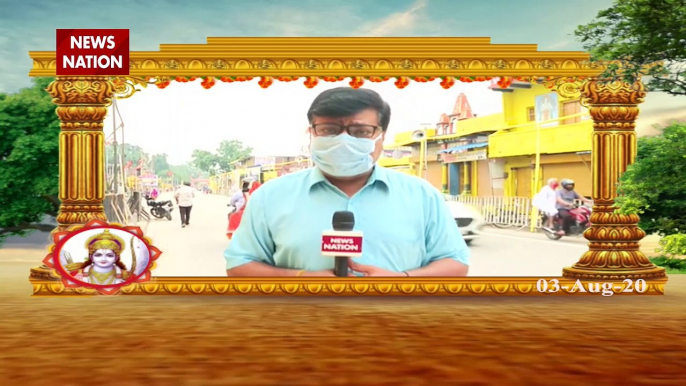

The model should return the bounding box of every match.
[0,78,60,243]
[215,140,253,172]
[151,153,171,175]
[191,140,252,176]
[105,143,148,170]
[191,150,219,175]
[121,144,147,165]
[575,0,686,95]
[615,123,686,235]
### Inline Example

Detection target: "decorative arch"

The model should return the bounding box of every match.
[27,37,666,296]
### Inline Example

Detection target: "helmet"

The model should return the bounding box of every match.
[561,179,575,188]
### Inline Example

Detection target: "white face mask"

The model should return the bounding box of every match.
[310,133,383,177]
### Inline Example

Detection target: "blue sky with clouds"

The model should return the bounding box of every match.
[0,0,615,93]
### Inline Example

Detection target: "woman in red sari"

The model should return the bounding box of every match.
[227,179,262,240]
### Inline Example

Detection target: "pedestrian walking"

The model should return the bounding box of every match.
[174,182,195,228]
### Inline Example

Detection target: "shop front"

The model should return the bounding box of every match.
[440,143,488,196]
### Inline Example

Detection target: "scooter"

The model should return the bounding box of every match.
[541,204,591,240]
[227,203,237,217]
[145,195,174,221]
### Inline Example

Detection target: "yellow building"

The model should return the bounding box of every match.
[378,128,446,190]
[487,81,593,198]
[379,93,492,195]
[379,82,594,198]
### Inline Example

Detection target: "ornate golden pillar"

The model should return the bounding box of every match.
[29,77,113,281]
[563,80,666,279]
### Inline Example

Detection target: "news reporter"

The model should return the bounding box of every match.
[224,87,469,277]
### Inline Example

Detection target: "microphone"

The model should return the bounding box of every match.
[322,211,363,277]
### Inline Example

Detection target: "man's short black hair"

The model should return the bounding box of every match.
[184,182,190,186]
[307,87,391,131]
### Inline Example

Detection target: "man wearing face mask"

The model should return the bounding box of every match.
[224,87,469,277]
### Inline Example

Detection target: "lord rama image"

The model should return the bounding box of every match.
[59,229,149,286]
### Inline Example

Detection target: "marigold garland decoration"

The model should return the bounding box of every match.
[394,76,410,89]
[140,75,557,90]
[440,76,456,89]
[258,76,274,89]
[496,76,514,89]
[155,77,171,89]
[201,76,216,89]
[304,76,319,88]
[349,76,364,89]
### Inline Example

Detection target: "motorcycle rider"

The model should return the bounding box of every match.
[555,179,593,236]
[533,178,559,230]
[226,178,262,240]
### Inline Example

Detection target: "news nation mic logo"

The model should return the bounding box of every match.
[321,231,363,258]
[56,29,130,76]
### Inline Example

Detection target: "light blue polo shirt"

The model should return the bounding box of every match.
[224,166,469,272]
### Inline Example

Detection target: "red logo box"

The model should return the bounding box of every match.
[321,231,364,257]
[56,29,130,76]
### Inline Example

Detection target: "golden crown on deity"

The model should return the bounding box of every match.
[85,229,125,256]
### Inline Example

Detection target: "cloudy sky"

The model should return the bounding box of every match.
[8,0,685,163]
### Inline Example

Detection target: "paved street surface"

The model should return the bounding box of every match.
[1,192,638,277]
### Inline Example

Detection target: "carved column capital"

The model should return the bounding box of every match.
[580,80,646,131]
[46,77,113,132]
[46,76,115,105]
[563,80,665,280]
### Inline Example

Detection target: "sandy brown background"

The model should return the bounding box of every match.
[1,260,685,386]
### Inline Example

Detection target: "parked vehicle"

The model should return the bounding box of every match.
[145,195,174,221]
[541,204,591,240]
[445,199,485,246]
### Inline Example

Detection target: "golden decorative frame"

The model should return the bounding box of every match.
[27,37,668,296]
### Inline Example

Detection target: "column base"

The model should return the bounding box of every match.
[562,266,667,280]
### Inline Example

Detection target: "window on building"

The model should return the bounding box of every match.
[526,107,535,122]
[450,118,457,134]
[562,100,581,124]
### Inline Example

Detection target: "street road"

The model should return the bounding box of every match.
[1,192,590,277]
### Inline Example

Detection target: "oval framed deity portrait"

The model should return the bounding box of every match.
[52,224,155,289]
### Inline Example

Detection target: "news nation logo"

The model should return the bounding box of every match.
[56,29,130,76]
[321,231,363,257]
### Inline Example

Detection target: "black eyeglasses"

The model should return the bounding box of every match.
[311,124,382,139]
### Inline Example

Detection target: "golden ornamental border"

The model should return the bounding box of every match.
[29,37,604,78]
[30,277,668,297]
[27,37,668,296]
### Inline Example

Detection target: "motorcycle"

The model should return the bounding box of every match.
[541,204,591,240]
[145,195,174,221]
